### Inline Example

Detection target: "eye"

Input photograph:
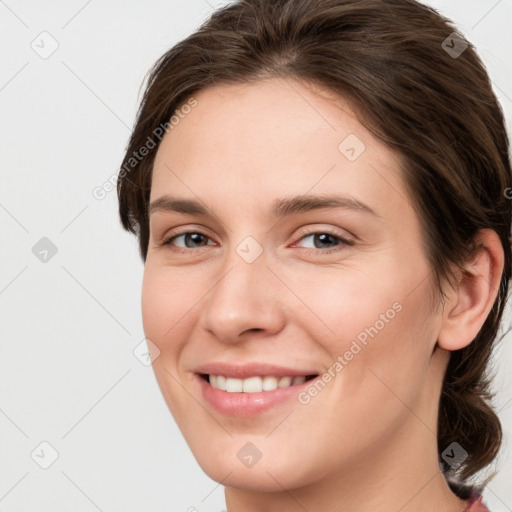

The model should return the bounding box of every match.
[294,231,354,253]
[162,231,216,251]
[159,229,353,255]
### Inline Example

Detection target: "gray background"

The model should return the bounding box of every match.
[1,1,511,511]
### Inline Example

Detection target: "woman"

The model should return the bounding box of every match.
[117,0,511,510]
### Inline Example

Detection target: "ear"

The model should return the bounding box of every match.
[437,229,504,351]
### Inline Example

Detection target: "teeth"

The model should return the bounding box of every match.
[262,376,278,391]
[278,376,292,388]
[208,374,309,393]
[225,377,243,392]
[216,375,226,389]
[243,376,263,393]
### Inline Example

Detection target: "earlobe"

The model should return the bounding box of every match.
[437,229,504,352]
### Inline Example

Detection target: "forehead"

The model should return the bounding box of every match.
[159,78,372,162]
[151,77,412,223]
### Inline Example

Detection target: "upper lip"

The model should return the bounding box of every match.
[193,362,319,379]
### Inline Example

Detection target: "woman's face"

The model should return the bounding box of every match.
[142,77,447,491]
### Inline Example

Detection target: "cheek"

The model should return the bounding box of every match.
[287,257,436,390]
[141,271,169,346]
[281,261,400,345]
[140,265,201,419]
[141,264,201,349]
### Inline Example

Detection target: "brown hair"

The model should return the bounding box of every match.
[117,0,512,484]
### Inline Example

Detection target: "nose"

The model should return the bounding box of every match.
[198,248,286,344]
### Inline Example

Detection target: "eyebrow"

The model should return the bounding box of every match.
[148,194,379,218]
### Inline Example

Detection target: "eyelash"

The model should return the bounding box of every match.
[160,229,354,255]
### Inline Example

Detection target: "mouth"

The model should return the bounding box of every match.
[193,364,320,417]
[199,373,318,393]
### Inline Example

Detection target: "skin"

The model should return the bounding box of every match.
[142,77,503,512]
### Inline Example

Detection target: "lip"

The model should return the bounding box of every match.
[195,373,316,417]
[192,362,320,417]
[193,362,319,379]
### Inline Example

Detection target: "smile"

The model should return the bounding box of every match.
[193,364,320,417]
[203,374,316,392]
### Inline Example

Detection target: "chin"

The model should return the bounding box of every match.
[189,441,320,493]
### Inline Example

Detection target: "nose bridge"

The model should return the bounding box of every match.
[199,239,284,341]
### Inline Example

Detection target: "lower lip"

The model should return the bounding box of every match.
[196,375,315,417]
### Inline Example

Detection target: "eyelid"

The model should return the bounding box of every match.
[291,225,355,246]
[159,224,217,245]
[158,230,354,260]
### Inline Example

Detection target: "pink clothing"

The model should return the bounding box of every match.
[464,494,490,511]
[448,479,490,512]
